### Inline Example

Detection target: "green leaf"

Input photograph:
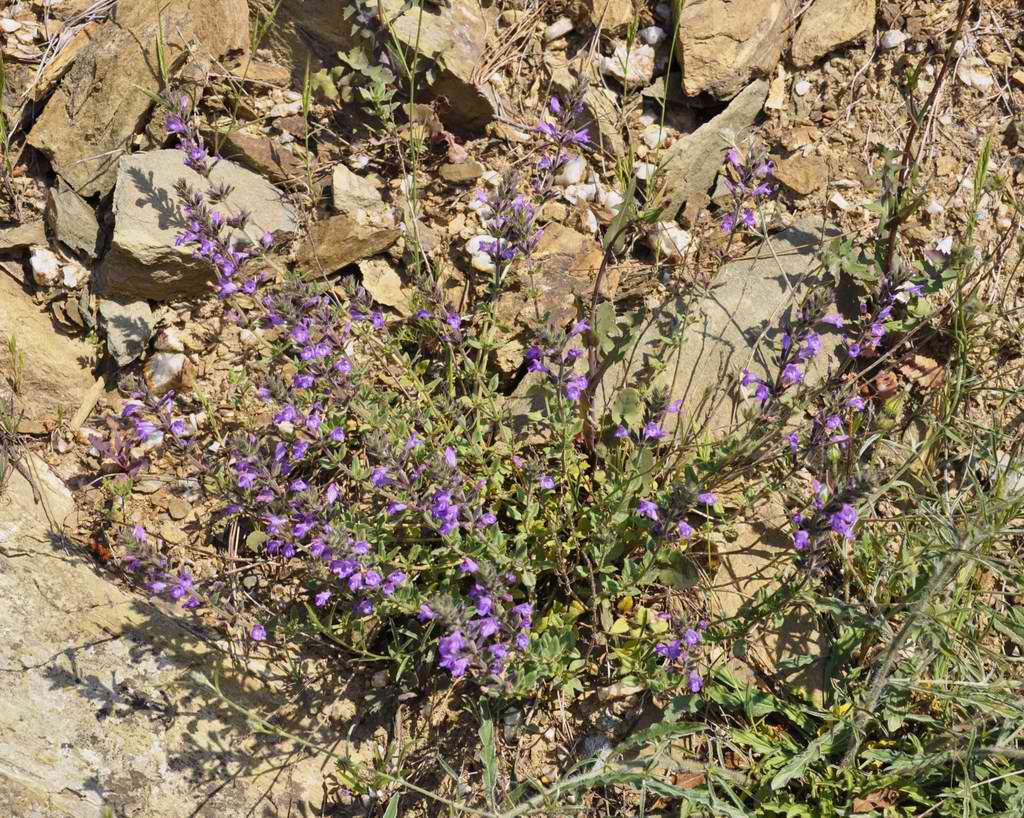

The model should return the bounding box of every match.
[382,794,399,818]
[611,387,644,427]
[479,717,497,807]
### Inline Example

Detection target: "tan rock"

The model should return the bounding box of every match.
[297,215,401,276]
[27,0,249,196]
[774,153,829,195]
[439,160,486,183]
[332,165,385,216]
[674,0,798,99]
[0,456,334,817]
[576,0,635,33]
[29,21,101,101]
[791,0,876,66]
[359,258,412,315]
[0,219,46,250]
[212,129,305,186]
[0,275,96,423]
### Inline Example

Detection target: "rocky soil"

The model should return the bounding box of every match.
[1,0,1022,814]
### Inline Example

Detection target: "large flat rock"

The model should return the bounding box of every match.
[96,150,297,301]
[593,219,844,436]
[0,456,359,816]
[0,276,96,425]
[27,0,249,197]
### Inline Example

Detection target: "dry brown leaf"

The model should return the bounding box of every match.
[900,354,946,391]
[852,788,894,812]
[874,370,900,400]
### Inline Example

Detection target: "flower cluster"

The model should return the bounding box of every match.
[656,619,706,693]
[720,143,774,233]
[422,563,533,678]
[165,94,217,176]
[535,82,590,180]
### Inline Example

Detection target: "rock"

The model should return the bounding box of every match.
[710,499,828,703]
[658,79,768,220]
[98,296,154,366]
[212,129,305,185]
[332,165,385,216]
[144,351,194,395]
[96,150,296,301]
[359,258,412,316]
[0,456,331,817]
[154,327,185,353]
[592,219,845,435]
[674,0,797,99]
[640,26,667,45]
[647,222,692,260]
[227,56,292,87]
[577,0,635,33]
[544,17,574,42]
[555,155,587,186]
[495,224,609,339]
[297,215,401,276]
[26,0,249,197]
[0,220,46,250]
[28,21,102,102]
[793,78,812,96]
[0,275,96,424]
[600,43,656,85]
[377,0,500,130]
[439,160,486,183]
[46,184,102,259]
[791,0,876,66]
[29,247,60,287]
[773,153,828,196]
[879,29,907,50]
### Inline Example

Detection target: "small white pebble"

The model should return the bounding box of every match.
[349,153,371,170]
[648,221,691,260]
[471,252,496,273]
[794,79,812,96]
[61,263,84,288]
[880,30,907,50]
[829,192,850,211]
[0,18,21,33]
[480,170,501,187]
[639,26,665,46]
[555,155,586,186]
[30,247,60,287]
[925,199,945,216]
[635,161,657,181]
[581,208,599,234]
[642,124,666,150]
[465,234,497,254]
[544,16,574,43]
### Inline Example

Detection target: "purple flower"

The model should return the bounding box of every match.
[829,504,858,540]
[643,421,665,441]
[444,447,458,468]
[697,491,716,505]
[564,374,588,401]
[677,520,694,540]
[847,342,862,358]
[688,670,703,693]
[721,212,736,232]
[782,364,804,386]
[786,432,799,452]
[821,313,845,328]
[251,623,267,641]
[847,396,866,411]
[614,425,629,439]
[538,474,555,490]
[314,590,332,607]
[793,529,810,550]
[637,499,659,521]
[459,558,479,574]
[656,640,683,661]
[418,604,436,621]
[438,631,469,677]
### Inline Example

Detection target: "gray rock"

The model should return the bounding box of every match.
[0,456,330,817]
[26,0,249,197]
[0,275,96,423]
[593,219,844,436]
[332,164,385,216]
[46,184,102,259]
[97,150,297,301]
[377,0,500,129]
[658,79,768,221]
[98,296,154,366]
